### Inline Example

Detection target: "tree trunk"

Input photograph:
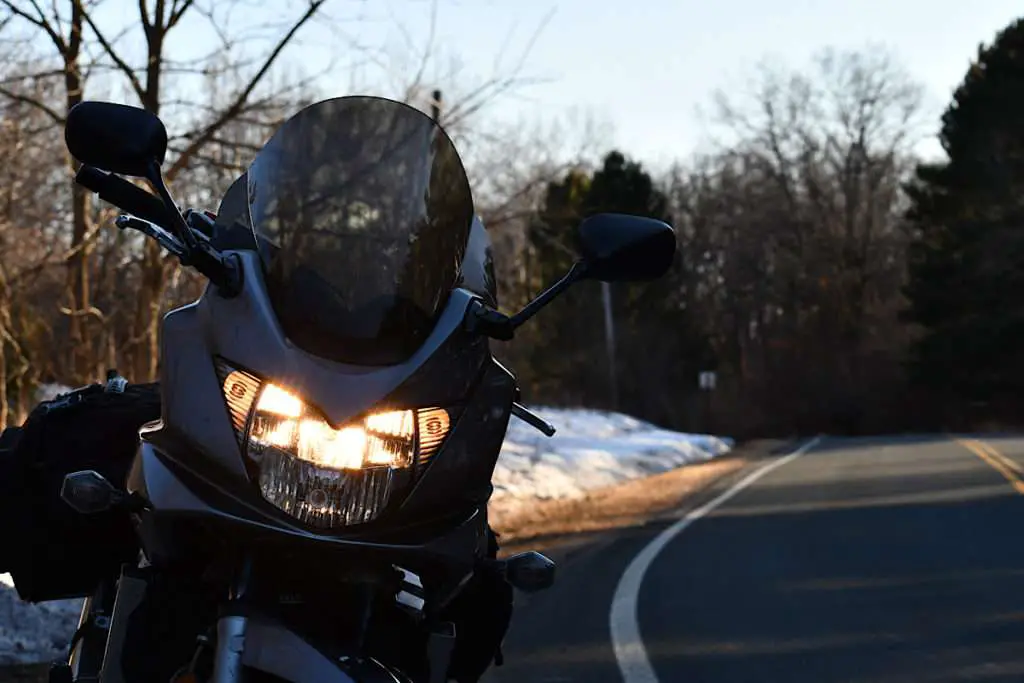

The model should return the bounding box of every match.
[131,19,167,382]
[65,0,90,384]
[0,333,8,430]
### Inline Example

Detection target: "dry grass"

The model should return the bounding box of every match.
[489,444,774,549]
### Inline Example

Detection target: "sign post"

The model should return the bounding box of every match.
[602,282,619,410]
[430,89,442,121]
[698,370,717,433]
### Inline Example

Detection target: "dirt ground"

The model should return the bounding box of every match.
[0,441,776,682]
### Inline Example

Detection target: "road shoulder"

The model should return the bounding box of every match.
[491,439,790,554]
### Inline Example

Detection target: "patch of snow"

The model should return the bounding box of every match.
[492,406,733,503]
[0,406,732,665]
[0,573,82,666]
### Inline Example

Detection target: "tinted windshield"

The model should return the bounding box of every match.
[246,96,474,366]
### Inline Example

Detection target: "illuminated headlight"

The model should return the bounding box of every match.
[227,376,450,530]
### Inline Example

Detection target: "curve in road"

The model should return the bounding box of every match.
[609,436,824,683]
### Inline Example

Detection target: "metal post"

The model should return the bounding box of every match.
[430,89,442,122]
[704,386,713,434]
[698,371,717,433]
[602,281,619,410]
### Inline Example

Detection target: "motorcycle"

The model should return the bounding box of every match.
[35,95,675,683]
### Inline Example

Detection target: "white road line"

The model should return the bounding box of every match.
[608,435,825,683]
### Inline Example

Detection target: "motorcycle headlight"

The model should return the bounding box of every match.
[217,363,451,530]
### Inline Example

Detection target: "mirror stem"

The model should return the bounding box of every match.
[508,261,588,329]
[466,261,589,340]
[143,161,242,298]
[145,161,195,250]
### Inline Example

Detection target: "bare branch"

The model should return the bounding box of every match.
[166,146,248,173]
[0,67,65,85]
[0,84,64,122]
[48,0,64,38]
[443,74,550,127]
[397,0,437,103]
[167,0,194,29]
[1,0,65,51]
[78,1,145,101]
[185,134,264,152]
[164,0,325,180]
[58,304,106,321]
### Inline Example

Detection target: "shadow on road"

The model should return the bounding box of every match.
[491,438,1024,682]
[641,446,1024,682]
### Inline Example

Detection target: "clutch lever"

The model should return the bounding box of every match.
[115,214,186,258]
[511,402,556,437]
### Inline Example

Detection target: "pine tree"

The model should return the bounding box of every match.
[522,151,712,425]
[904,17,1024,407]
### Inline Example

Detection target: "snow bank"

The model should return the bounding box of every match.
[493,406,733,503]
[0,574,81,666]
[0,406,732,664]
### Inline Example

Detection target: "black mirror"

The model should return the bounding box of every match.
[466,212,678,341]
[577,213,676,282]
[65,101,168,176]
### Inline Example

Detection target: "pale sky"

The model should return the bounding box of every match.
[80,0,1024,169]
[393,0,1022,168]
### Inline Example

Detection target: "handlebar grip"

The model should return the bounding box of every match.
[75,165,178,228]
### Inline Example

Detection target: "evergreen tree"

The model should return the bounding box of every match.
[522,151,712,426]
[519,167,602,405]
[904,17,1024,408]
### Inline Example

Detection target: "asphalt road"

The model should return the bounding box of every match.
[484,435,1024,683]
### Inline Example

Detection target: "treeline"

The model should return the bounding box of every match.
[500,18,1024,438]
[500,47,924,438]
[0,2,1020,438]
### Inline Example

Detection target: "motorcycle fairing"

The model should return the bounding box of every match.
[237,612,406,683]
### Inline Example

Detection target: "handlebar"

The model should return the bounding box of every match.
[75,165,178,228]
[75,164,242,297]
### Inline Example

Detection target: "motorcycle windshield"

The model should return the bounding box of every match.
[245,96,474,366]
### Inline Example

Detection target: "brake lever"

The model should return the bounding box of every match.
[511,402,556,437]
[115,214,186,258]
[115,213,242,298]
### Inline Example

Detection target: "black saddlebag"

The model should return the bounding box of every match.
[0,374,160,602]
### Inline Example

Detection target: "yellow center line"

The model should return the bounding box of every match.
[956,438,1024,495]
[977,441,1024,478]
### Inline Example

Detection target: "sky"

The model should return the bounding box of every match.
[76,0,1024,170]
[294,0,1023,169]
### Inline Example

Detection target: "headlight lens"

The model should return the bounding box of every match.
[235,380,449,529]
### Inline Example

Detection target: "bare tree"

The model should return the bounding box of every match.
[0,0,329,381]
[0,0,566,415]
[680,46,927,434]
[0,67,75,425]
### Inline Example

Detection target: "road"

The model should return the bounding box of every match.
[483,435,1024,683]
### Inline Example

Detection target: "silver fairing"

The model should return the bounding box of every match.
[159,249,481,473]
[139,247,513,550]
[120,245,507,683]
